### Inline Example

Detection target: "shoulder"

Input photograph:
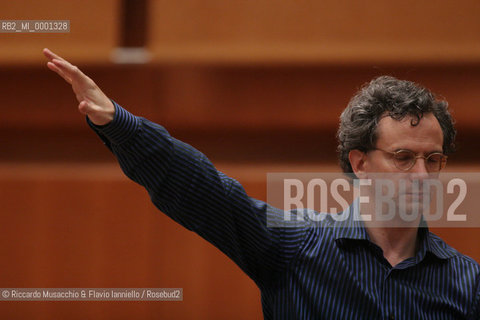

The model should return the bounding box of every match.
[428,232,480,271]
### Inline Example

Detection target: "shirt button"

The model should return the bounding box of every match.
[388,315,395,320]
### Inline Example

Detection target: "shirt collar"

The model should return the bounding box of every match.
[332,200,455,260]
[419,227,456,260]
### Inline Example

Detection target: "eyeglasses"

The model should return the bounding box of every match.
[372,148,447,172]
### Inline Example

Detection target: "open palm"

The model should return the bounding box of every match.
[43,48,115,125]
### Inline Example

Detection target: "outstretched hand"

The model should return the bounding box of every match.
[43,48,115,126]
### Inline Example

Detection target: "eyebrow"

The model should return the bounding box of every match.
[393,148,444,155]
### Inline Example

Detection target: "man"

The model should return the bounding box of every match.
[43,48,479,319]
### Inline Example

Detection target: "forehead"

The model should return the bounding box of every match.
[375,113,443,151]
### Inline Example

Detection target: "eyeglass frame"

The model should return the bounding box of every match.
[369,148,448,172]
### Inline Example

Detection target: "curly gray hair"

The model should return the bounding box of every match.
[337,76,456,174]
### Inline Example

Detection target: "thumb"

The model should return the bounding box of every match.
[78,100,114,126]
[78,100,92,115]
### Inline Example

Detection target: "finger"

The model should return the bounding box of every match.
[43,48,66,62]
[51,58,86,83]
[47,61,72,84]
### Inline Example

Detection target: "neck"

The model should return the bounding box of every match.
[364,225,419,267]
[360,195,421,267]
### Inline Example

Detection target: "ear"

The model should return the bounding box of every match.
[349,149,368,179]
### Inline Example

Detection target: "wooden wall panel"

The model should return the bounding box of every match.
[0,163,479,319]
[0,65,155,131]
[148,0,480,64]
[0,0,120,65]
[1,2,480,317]
[3,65,480,132]
[1,65,480,163]
[0,164,263,319]
[153,65,480,131]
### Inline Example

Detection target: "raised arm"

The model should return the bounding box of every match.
[43,49,312,288]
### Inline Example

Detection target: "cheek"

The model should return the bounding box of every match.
[366,156,393,172]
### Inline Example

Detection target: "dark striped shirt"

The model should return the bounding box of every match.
[89,102,480,319]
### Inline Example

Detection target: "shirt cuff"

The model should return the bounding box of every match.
[87,100,139,145]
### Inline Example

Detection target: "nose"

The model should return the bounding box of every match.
[410,157,429,180]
